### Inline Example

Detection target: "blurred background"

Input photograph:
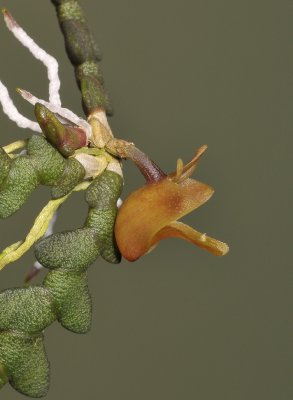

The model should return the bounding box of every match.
[0,0,291,399]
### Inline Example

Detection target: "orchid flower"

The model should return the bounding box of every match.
[114,144,229,261]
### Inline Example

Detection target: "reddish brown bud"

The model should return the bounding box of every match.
[34,103,87,157]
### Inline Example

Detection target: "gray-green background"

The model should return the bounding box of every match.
[0,1,291,399]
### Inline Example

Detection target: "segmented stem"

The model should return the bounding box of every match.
[51,0,112,116]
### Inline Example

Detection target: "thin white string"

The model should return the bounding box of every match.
[0,81,41,132]
[18,89,92,140]
[3,10,61,106]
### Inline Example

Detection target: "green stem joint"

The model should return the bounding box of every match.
[51,0,112,116]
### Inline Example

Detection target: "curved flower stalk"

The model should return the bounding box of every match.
[113,143,229,261]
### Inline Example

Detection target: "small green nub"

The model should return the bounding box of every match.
[0,156,38,218]
[75,62,113,115]
[0,363,8,390]
[0,287,56,334]
[86,171,123,209]
[0,148,12,186]
[80,76,110,115]
[35,228,100,272]
[0,332,49,398]
[28,135,66,185]
[85,171,123,263]
[75,61,104,85]
[86,208,121,263]
[43,270,92,333]
[58,1,86,23]
[60,19,101,65]
[51,157,85,198]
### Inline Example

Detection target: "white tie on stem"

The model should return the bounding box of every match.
[2,9,61,106]
[0,9,92,140]
[0,81,41,132]
[18,89,92,140]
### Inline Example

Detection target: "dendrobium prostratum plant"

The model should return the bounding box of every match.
[0,1,228,397]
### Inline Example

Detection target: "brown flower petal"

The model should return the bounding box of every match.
[115,177,214,261]
[152,221,229,256]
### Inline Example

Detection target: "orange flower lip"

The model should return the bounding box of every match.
[114,146,229,261]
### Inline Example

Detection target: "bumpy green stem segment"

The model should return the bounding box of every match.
[0,99,93,218]
[0,134,86,218]
[51,0,112,116]
[0,170,123,397]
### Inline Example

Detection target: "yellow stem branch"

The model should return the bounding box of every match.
[3,139,27,153]
[0,181,90,271]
